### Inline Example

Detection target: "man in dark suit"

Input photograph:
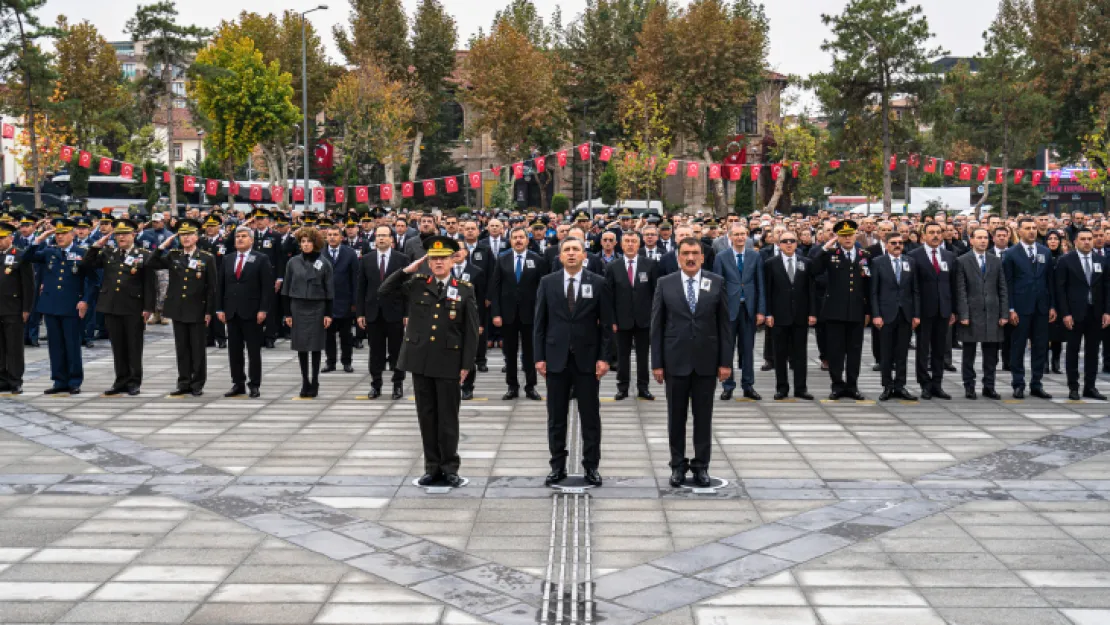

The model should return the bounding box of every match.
[198,215,230,348]
[865,224,891,371]
[357,225,409,399]
[906,223,957,399]
[489,227,549,400]
[548,226,604,274]
[989,227,1014,370]
[1054,228,1109,400]
[955,227,1008,400]
[870,232,920,401]
[712,224,764,400]
[451,247,485,400]
[763,231,816,400]
[0,221,33,393]
[216,226,274,398]
[250,209,284,348]
[1003,217,1057,399]
[403,214,439,260]
[606,231,658,400]
[322,224,360,373]
[535,237,612,487]
[810,220,871,400]
[651,238,732,488]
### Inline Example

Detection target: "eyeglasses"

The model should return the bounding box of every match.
[779,239,797,244]
[888,241,904,246]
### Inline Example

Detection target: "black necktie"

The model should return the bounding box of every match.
[437,281,444,298]
[567,278,576,314]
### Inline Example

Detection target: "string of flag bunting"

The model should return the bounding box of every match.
[56,142,1107,206]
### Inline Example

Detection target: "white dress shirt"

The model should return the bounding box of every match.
[563,269,583,299]
[681,270,703,305]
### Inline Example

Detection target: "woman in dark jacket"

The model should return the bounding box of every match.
[282,227,334,397]
[1045,230,1067,374]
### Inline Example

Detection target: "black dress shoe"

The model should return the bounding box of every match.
[502,388,519,400]
[461,389,474,401]
[168,387,189,396]
[103,386,124,396]
[760,362,774,371]
[368,387,381,399]
[545,469,567,485]
[299,382,311,398]
[217,340,227,348]
[29,340,39,347]
[343,364,354,373]
[225,385,245,397]
[944,364,957,372]
[417,473,441,486]
[477,364,488,373]
[1083,388,1107,401]
[1069,389,1082,401]
[895,388,918,401]
[9,384,22,394]
[843,390,866,401]
[83,340,93,348]
[264,339,275,349]
[501,366,506,373]
[879,388,893,401]
[669,467,687,487]
[743,389,762,401]
[525,388,542,401]
[774,392,788,400]
[719,389,733,400]
[321,365,336,373]
[583,468,602,487]
[392,385,404,400]
[920,387,932,400]
[872,363,881,371]
[637,390,655,400]
[126,386,140,396]
[931,388,952,400]
[795,391,814,400]
[614,389,629,400]
[965,389,978,400]
[820,361,829,371]
[1013,387,1025,399]
[354,340,364,349]
[443,474,464,488]
[982,388,1001,400]
[190,389,203,397]
[828,391,841,400]
[1030,387,1052,399]
[692,469,711,488]
[248,386,260,398]
[43,386,68,395]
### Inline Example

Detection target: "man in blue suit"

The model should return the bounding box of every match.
[26,218,93,394]
[323,223,360,373]
[1003,217,1056,399]
[713,223,765,400]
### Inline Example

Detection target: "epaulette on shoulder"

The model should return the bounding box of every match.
[457,279,472,287]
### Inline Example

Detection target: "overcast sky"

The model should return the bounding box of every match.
[42,0,999,111]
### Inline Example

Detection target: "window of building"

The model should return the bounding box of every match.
[122,63,136,79]
[736,98,758,135]
[173,99,186,109]
[172,81,186,96]
[172,144,182,161]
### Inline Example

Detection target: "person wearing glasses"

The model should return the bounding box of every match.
[870,232,921,401]
[761,232,816,400]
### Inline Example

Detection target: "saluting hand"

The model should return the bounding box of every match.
[159,233,178,250]
[402,258,423,274]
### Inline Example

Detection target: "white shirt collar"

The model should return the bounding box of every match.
[682,270,702,285]
[564,268,583,282]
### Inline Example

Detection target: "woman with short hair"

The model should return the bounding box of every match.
[282,227,334,397]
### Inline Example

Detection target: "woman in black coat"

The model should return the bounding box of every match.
[1045,230,1067,374]
[282,227,334,397]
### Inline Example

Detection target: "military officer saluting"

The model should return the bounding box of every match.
[26,218,93,395]
[197,213,229,348]
[378,235,480,488]
[83,219,157,396]
[149,219,217,397]
[0,221,34,393]
[810,219,871,400]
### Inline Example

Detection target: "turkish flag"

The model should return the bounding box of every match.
[909,154,920,168]
[121,163,134,179]
[578,143,590,160]
[924,158,937,173]
[78,151,92,168]
[334,188,346,203]
[513,163,524,179]
[750,164,762,181]
[490,165,501,177]
[59,145,74,162]
[976,166,989,182]
[183,176,196,192]
[249,184,262,201]
[810,163,819,177]
[771,163,782,180]
[355,186,369,203]
[943,161,956,176]
[423,180,437,196]
[269,184,282,201]
[1,124,14,139]
[314,140,334,177]
[292,186,305,202]
[665,160,678,176]
[445,177,459,193]
[557,150,567,167]
[791,162,801,178]
[380,185,392,201]
[599,146,613,162]
[402,182,414,198]
[1031,171,1043,185]
[889,155,897,171]
[469,172,482,189]
[1013,169,1025,184]
[229,182,240,195]
[728,165,742,181]
[995,169,1004,185]
[98,157,113,174]
[163,171,171,183]
[312,187,325,203]
[534,157,546,173]
[1049,171,1061,186]
[829,159,840,170]
[959,164,972,181]
[205,179,218,196]
[685,162,699,178]
[708,164,721,180]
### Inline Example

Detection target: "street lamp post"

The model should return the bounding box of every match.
[587,130,595,219]
[301,5,327,213]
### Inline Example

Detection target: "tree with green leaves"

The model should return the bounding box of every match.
[189,35,299,210]
[0,0,61,209]
[334,0,410,74]
[491,0,562,49]
[810,0,944,212]
[126,1,210,211]
[52,17,123,151]
[614,79,670,202]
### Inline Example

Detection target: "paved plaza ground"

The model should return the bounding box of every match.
[1,326,1109,624]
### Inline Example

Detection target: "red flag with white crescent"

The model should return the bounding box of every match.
[335,188,346,203]
[490,165,501,177]
[249,185,262,201]
[183,176,196,192]
[312,187,325,203]
[557,150,567,167]
[665,160,678,176]
[685,162,699,178]
[889,155,897,171]
[469,172,482,189]
[1031,171,1043,185]
[924,158,937,173]
[771,163,782,180]
[578,143,590,160]
[355,186,369,203]
[205,179,218,196]
[535,156,546,173]
[163,171,171,183]
[1049,171,1061,186]
[229,182,240,195]
[423,180,437,196]
[708,163,721,180]
[379,185,392,201]
[292,186,305,202]
[908,154,920,168]
[1013,169,1025,184]
[1,124,14,139]
[599,146,613,162]
[121,163,134,179]
[828,159,840,170]
[958,163,972,181]
[78,151,92,168]
[268,184,282,201]
[810,163,819,177]
[728,165,742,181]
[513,163,524,179]
[59,145,74,162]
[445,177,459,193]
[750,164,762,180]
[402,182,414,198]
[791,162,801,178]
[943,161,956,176]
[976,165,989,182]
[994,169,1004,185]
[98,157,113,175]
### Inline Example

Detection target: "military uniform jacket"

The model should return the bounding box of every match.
[379,271,479,379]
[198,234,230,269]
[26,243,93,317]
[149,248,218,323]
[0,246,35,316]
[810,245,871,323]
[82,246,157,316]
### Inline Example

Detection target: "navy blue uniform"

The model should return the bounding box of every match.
[26,242,93,390]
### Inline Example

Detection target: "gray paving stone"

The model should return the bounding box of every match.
[719,523,809,551]
[284,530,376,560]
[614,576,725,614]
[650,542,749,575]
[411,574,518,614]
[778,505,863,531]
[694,553,795,587]
[595,564,683,599]
[762,532,856,563]
[59,600,198,623]
[346,552,445,585]
[336,521,422,550]
[393,540,489,573]
[454,563,544,605]
[237,513,320,538]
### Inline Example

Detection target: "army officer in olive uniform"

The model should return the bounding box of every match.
[149,219,217,397]
[378,235,480,488]
[0,221,34,393]
[810,220,871,400]
[83,219,157,396]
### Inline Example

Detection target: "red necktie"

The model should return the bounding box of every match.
[379,253,386,281]
[628,261,634,285]
[235,253,244,279]
[931,249,940,274]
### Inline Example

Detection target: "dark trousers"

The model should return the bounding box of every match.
[915,315,949,390]
[825,320,863,394]
[207,316,226,345]
[227,314,264,387]
[172,321,207,392]
[815,321,828,360]
[325,316,353,366]
[962,342,999,390]
[24,271,40,343]
[878,313,912,389]
[1011,311,1049,390]
[722,309,756,392]
[0,315,24,388]
[1066,310,1101,391]
[103,313,144,389]
[43,314,81,389]
[546,356,602,471]
[870,325,881,364]
[367,319,404,389]
[264,291,281,340]
[1001,324,1013,368]
[762,327,774,365]
[665,373,715,470]
[81,291,99,342]
[772,323,808,394]
[616,327,650,393]
[412,372,461,475]
[501,320,537,390]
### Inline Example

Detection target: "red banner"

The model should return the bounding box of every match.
[269,184,282,202]
[98,157,112,175]
[469,172,482,189]
[205,179,218,196]
[665,160,678,176]
[379,185,392,201]
[708,163,721,180]
[249,184,262,201]
[59,145,74,162]
[829,159,840,170]
[599,146,613,162]
[312,187,325,203]
[445,177,458,193]
[535,157,546,173]
[729,164,742,181]
[750,164,762,180]
[1,124,13,139]
[924,158,937,173]
[889,155,897,171]
[121,163,134,179]
[557,150,567,167]
[791,162,801,178]
[994,169,1004,185]
[771,163,782,180]
[810,163,819,177]
[78,151,92,168]
[402,182,414,198]
[292,186,305,202]
[578,143,590,160]
[335,188,346,204]
[229,182,240,195]
[943,161,955,176]
[958,163,972,181]
[423,180,436,196]
[355,186,369,203]
[183,176,196,193]
[976,165,988,182]
[1013,169,1025,184]
[1031,171,1043,185]
[685,162,699,178]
